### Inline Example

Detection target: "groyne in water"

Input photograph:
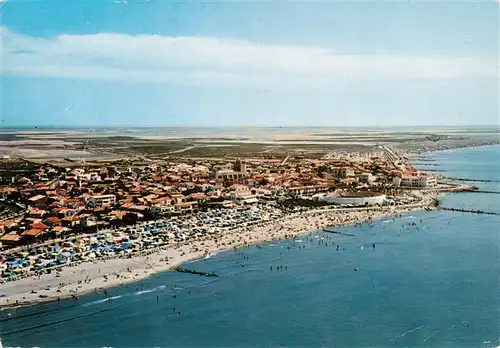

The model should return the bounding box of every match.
[443,177,500,183]
[412,158,437,162]
[466,190,500,194]
[175,267,218,277]
[438,186,500,194]
[439,207,500,216]
[322,228,356,237]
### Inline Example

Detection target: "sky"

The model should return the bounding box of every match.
[0,0,498,127]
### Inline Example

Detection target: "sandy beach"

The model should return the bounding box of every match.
[0,199,434,308]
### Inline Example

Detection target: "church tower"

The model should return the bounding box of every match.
[234,158,246,172]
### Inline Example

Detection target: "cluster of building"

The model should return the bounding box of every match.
[0,154,436,250]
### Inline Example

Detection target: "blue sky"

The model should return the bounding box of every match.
[1,0,498,127]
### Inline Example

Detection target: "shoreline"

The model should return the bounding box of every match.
[0,199,435,309]
[3,143,491,309]
[401,141,499,157]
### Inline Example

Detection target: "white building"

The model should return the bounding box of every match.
[173,202,196,214]
[81,216,98,227]
[215,169,247,181]
[89,172,102,182]
[230,190,258,204]
[357,172,375,183]
[331,167,355,178]
[393,174,436,188]
[87,194,116,208]
[287,184,330,197]
[208,200,234,208]
[151,204,174,215]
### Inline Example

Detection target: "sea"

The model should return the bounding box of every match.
[1,145,499,348]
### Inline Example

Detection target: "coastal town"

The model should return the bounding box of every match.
[0,146,477,306]
[2,0,498,344]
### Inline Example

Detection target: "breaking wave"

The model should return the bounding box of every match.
[135,285,166,296]
[83,295,122,307]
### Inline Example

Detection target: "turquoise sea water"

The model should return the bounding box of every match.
[1,145,499,347]
[416,145,500,214]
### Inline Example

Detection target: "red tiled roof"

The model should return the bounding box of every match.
[1,233,20,241]
[188,193,208,200]
[29,209,47,215]
[62,217,80,222]
[22,229,43,237]
[32,222,48,230]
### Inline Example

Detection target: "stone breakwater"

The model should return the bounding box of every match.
[442,177,500,184]
[175,267,218,277]
[439,207,500,216]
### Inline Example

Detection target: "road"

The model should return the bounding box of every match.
[380,145,407,170]
[281,154,291,166]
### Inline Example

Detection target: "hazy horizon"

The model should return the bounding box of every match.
[0,125,500,136]
[0,125,499,130]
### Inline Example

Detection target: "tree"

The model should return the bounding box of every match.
[123,212,139,225]
[316,166,328,177]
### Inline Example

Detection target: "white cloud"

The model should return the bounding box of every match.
[1,27,496,88]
